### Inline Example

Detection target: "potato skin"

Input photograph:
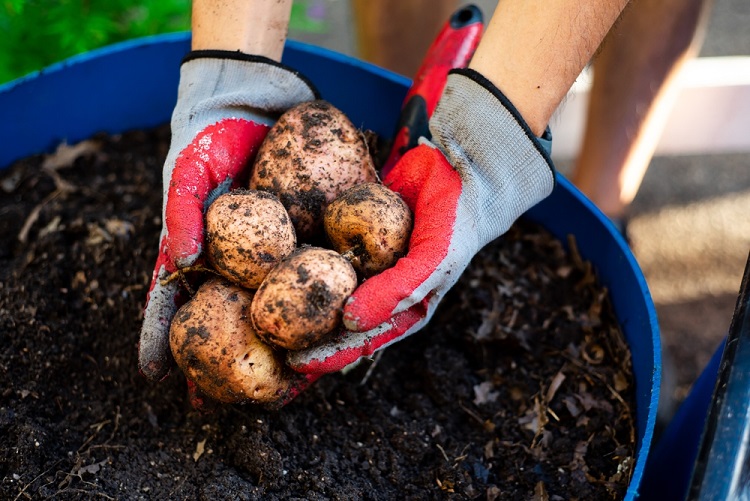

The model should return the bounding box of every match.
[169,278,292,404]
[324,183,413,278]
[249,100,378,241]
[206,189,296,289]
[251,246,358,350]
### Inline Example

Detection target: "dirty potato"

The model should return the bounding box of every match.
[324,182,413,277]
[251,246,358,350]
[249,100,378,241]
[206,189,296,289]
[169,278,294,404]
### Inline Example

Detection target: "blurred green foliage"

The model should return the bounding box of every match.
[0,0,329,84]
[0,0,191,83]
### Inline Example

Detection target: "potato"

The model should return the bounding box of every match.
[249,100,378,241]
[169,278,294,404]
[324,182,413,278]
[251,246,358,350]
[206,189,296,289]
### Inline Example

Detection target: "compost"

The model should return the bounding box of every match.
[0,125,635,500]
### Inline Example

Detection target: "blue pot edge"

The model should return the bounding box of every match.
[0,32,413,97]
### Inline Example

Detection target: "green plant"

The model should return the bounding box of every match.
[0,0,191,84]
[290,0,328,34]
[0,0,331,85]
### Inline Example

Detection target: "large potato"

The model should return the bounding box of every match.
[169,278,295,404]
[206,189,296,289]
[251,246,358,350]
[324,182,413,278]
[249,100,378,241]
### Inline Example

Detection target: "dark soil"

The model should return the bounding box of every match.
[0,125,635,500]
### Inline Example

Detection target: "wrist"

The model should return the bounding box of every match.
[191,0,293,60]
[176,52,319,113]
[434,68,554,164]
[181,49,317,90]
[468,52,557,137]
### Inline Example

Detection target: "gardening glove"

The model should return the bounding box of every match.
[139,50,318,381]
[288,68,555,374]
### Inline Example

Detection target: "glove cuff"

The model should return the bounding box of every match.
[432,67,555,178]
[171,51,319,134]
[450,68,553,158]
[182,50,320,101]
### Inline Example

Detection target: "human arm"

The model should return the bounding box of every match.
[191,0,291,57]
[471,0,630,136]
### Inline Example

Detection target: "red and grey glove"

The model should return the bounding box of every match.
[288,68,555,374]
[139,51,318,381]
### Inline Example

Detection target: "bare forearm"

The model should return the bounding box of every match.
[470,0,630,136]
[191,0,293,60]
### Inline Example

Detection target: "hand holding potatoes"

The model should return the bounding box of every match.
[289,70,556,374]
[168,100,413,405]
[139,52,317,382]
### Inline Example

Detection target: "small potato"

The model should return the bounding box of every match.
[206,189,296,289]
[249,100,378,241]
[251,246,358,350]
[324,183,413,277]
[169,278,294,404]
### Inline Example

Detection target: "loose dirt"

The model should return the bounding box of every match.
[0,125,635,500]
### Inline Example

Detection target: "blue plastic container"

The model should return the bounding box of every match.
[1,33,660,499]
[640,340,724,500]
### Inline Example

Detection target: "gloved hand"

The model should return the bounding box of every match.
[139,50,318,381]
[288,68,556,374]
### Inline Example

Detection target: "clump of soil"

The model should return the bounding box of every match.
[0,125,635,500]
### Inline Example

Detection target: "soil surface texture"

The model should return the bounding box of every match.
[0,126,635,500]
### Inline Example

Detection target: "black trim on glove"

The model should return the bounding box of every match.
[449,67,555,178]
[183,49,321,100]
